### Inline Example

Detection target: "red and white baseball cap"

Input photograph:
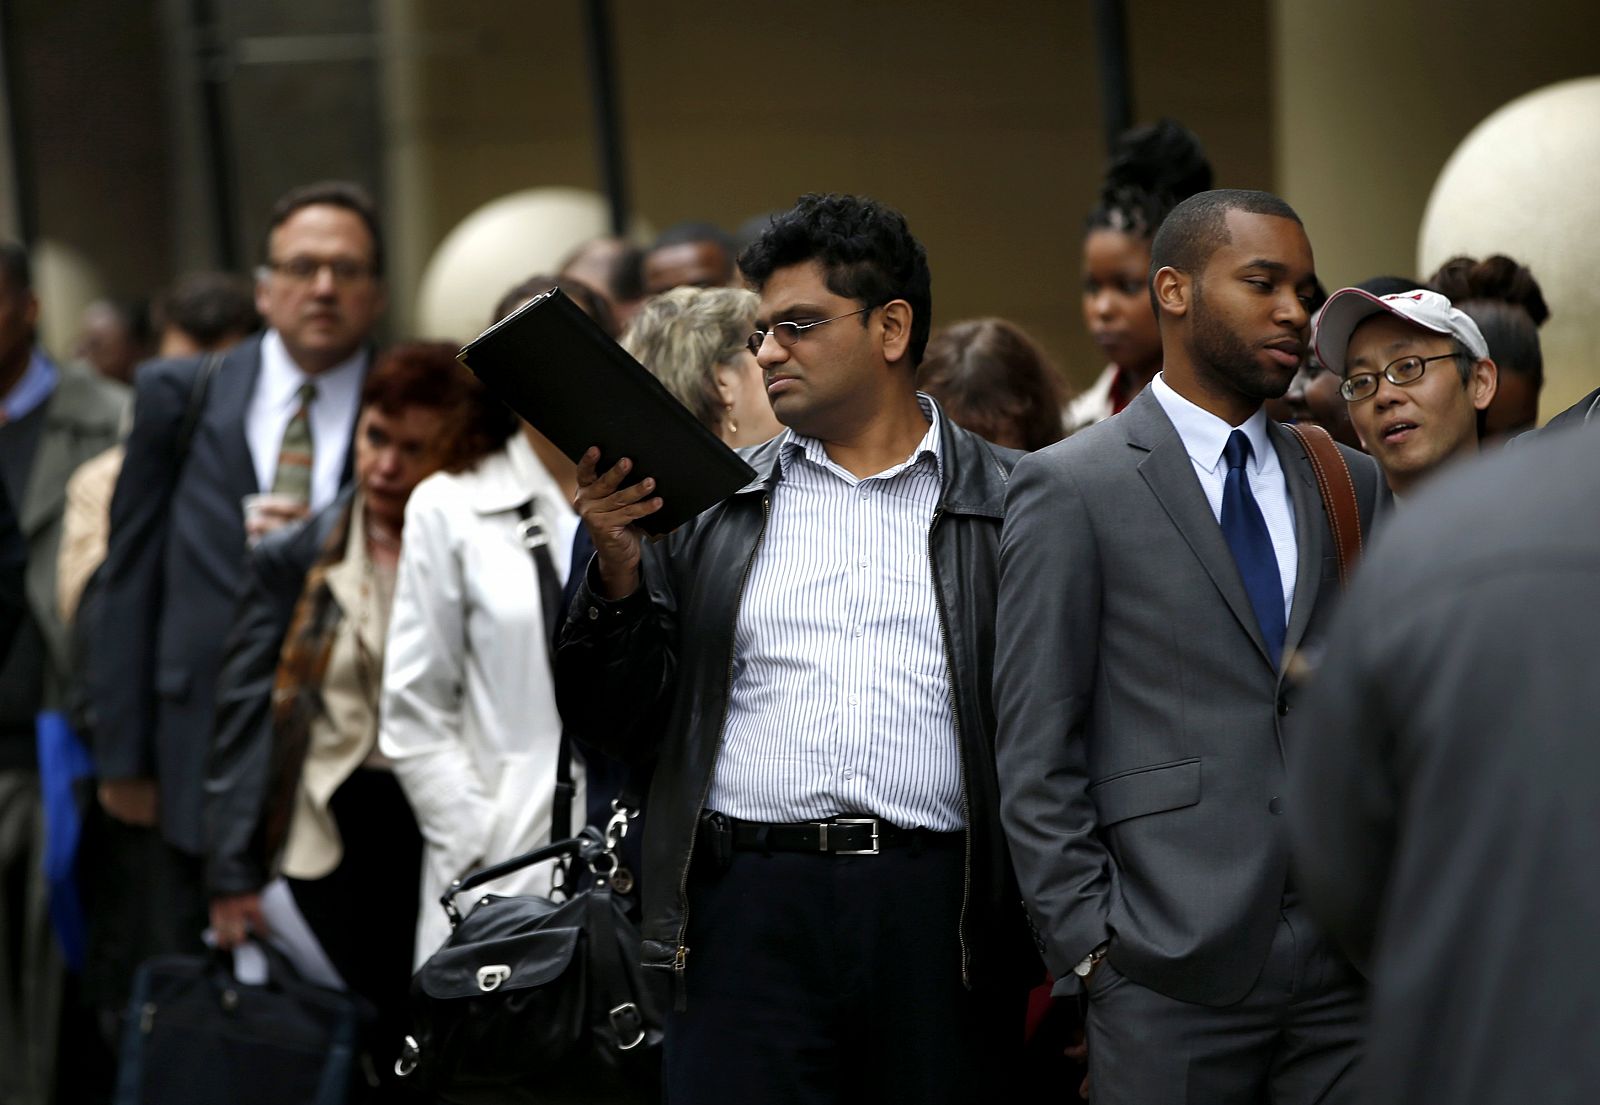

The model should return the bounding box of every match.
[1314,287,1489,376]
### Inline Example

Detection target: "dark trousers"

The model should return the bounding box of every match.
[664,836,1015,1105]
[286,767,423,1103]
[1084,903,1364,1105]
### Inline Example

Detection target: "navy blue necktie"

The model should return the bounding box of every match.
[1221,430,1285,666]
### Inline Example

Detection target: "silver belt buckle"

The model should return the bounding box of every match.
[831,817,880,856]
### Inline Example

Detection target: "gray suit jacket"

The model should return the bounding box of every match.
[90,336,360,853]
[1289,425,1600,1105]
[994,387,1383,1006]
[16,370,128,701]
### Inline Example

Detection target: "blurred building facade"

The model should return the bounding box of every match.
[1,0,1594,416]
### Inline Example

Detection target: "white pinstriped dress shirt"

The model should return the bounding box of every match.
[705,395,965,832]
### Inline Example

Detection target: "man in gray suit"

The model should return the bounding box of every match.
[0,239,128,1105]
[89,182,385,957]
[1290,425,1600,1105]
[995,190,1383,1104]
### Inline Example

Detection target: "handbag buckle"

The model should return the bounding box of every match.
[477,964,512,992]
[831,817,881,855]
[609,1002,646,1050]
[516,515,549,550]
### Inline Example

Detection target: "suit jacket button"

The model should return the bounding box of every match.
[1276,697,1289,716]
[1268,797,1283,815]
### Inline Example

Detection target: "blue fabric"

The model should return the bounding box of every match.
[0,349,59,423]
[1221,431,1285,667]
[36,709,93,970]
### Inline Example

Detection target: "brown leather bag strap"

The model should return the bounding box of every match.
[1283,422,1363,585]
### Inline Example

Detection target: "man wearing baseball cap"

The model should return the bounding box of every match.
[1315,287,1497,500]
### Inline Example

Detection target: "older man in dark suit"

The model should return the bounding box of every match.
[996,191,1385,1104]
[1290,424,1600,1105]
[89,182,385,958]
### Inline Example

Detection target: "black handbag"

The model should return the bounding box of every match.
[395,806,662,1103]
[113,941,363,1105]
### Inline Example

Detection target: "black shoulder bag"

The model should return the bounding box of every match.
[393,501,661,1102]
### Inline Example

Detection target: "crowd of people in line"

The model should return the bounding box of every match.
[1,117,1595,1105]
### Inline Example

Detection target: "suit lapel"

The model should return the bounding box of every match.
[1127,392,1273,668]
[1272,421,1322,666]
[208,338,267,502]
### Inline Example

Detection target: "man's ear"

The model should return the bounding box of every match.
[1469,357,1498,412]
[1153,267,1191,320]
[879,299,913,366]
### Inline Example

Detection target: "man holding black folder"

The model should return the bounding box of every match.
[557,193,1033,1103]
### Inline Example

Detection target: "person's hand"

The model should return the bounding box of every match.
[98,777,159,826]
[574,448,663,600]
[242,493,309,546]
[210,891,268,950]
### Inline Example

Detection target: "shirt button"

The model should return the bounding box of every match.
[847,694,859,706]
[843,768,854,779]
[1268,797,1283,815]
[859,558,868,568]
[854,626,863,637]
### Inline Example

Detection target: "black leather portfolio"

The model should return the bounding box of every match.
[458,286,758,535]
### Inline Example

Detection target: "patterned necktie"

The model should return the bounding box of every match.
[272,382,317,503]
[1220,430,1285,666]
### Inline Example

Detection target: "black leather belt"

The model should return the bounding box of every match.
[704,813,961,856]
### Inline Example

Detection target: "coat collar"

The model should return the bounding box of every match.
[1125,388,1321,677]
[468,430,566,516]
[733,395,1014,519]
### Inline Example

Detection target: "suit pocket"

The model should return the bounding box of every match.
[1089,757,1200,827]
[155,665,191,701]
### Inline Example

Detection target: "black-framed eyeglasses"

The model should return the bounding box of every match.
[1340,352,1464,403]
[260,257,377,286]
[746,306,875,357]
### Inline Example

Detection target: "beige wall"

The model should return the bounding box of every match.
[1273,0,1597,414]
[385,0,1274,392]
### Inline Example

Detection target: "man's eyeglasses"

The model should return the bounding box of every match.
[1340,352,1464,403]
[261,257,377,286]
[747,306,875,357]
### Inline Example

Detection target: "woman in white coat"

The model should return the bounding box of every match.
[379,396,583,966]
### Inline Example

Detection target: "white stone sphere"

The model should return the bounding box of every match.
[415,187,650,343]
[1418,76,1600,421]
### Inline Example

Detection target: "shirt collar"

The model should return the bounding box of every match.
[260,328,367,410]
[0,348,59,423]
[777,392,944,483]
[1150,372,1272,474]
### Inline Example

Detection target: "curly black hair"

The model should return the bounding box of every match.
[1086,119,1213,242]
[737,193,933,367]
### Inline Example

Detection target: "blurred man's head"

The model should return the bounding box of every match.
[155,272,261,357]
[1316,288,1496,498]
[642,222,735,296]
[255,181,386,374]
[75,299,151,384]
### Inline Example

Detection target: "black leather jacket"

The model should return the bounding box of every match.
[555,416,1035,997]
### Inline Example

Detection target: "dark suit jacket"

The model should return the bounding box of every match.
[204,491,349,895]
[90,336,359,853]
[994,388,1383,1006]
[0,476,26,664]
[1289,425,1600,1105]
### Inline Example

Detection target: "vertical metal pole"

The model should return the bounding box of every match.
[582,0,629,237]
[0,0,37,245]
[190,0,238,269]
[1091,0,1134,152]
